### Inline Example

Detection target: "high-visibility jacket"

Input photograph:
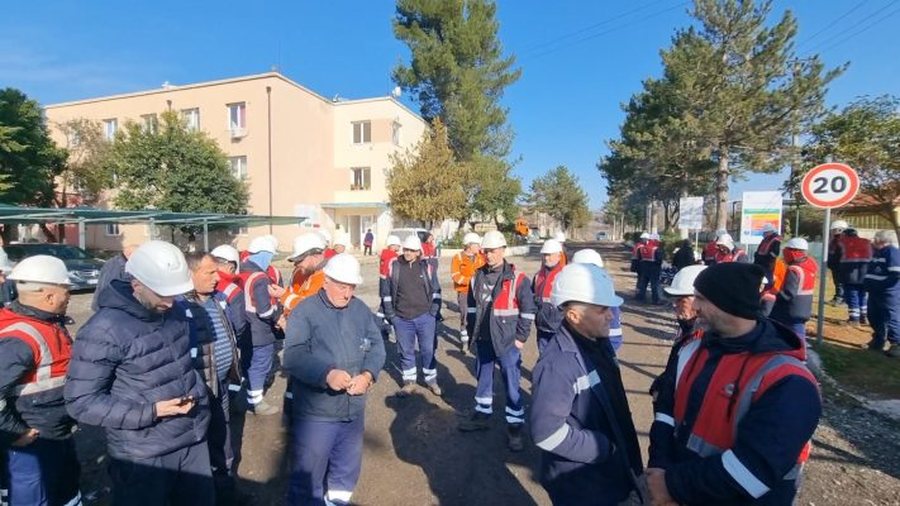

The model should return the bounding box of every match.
[771,255,818,323]
[379,248,398,279]
[754,234,782,274]
[838,235,872,286]
[239,250,283,286]
[0,306,75,440]
[467,262,536,356]
[533,262,565,333]
[215,271,248,339]
[451,251,485,294]
[715,247,748,264]
[639,242,663,266]
[282,269,326,313]
[702,241,719,265]
[239,262,282,346]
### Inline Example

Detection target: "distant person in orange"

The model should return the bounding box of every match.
[450,233,484,350]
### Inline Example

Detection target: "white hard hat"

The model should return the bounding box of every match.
[9,255,71,286]
[831,220,849,230]
[264,234,279,250]
[210,245,239,265]
[649,233,660,241]
[540,239,563,254]
[386,235,402,247]
[401,235,422,251]
[323,253,363,285]
[248,236,277,254]
[550,263,623,308]
[481,230,507,249]
[716,234,734,249]
[664,265,707,296]
[463,232,481,246]
[288,233,327,262]
[572,248,604,268]
[640,232,650,240]
[761,223,778,234]
[784,237,809,250]
[0,249,13,274]
[554,231,567,243]
[125,240,193,296]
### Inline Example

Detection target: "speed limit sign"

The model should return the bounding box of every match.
[801,162,860,209]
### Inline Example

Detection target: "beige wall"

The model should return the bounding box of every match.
[44,73,428,252]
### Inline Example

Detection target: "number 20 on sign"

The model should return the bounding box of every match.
[801,162,860,209]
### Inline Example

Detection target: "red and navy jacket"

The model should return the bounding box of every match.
[770,255,818,324]
[754,234,782,274]
[533,262,565,334]
[466,261,536,356]
[838,234,872,286]
[215,271,248,339]
[648,319,821,505]
[702,241,719,265]
[638,241,664,269]
[865,244,900,295]
[715,247,749,264]
[239,261,283,346]
[0,303,76,443]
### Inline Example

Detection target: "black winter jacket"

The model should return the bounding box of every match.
[65,280,210,460]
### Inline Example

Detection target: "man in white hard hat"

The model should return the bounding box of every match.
[713,234,749,264]
[0,256,80,505]
[636,231,665,304]
[284,253,385,505]
[865,230,900,357]
[571,248,626,353]
[702,229,728,266]
[530,263,643,504]
[65,241,213,505]
[92,243,139,311]
[458,230,536,452]
[450,232,484,350]
[238,236,284,415]
[210,244,249,404]
[533,238,567,354]
[826,220,849,305]
[241,236,284,289]
[838,228,872,325]
[770,238,818,339]
[381,235,443,397]
[754,224,782,290]
[176,252,244,503]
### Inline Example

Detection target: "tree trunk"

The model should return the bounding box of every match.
[39,224,58,243]
[715,150,730,231]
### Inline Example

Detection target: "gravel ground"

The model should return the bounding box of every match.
[63,244,899,505]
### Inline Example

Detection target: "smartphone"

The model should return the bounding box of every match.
[178,395,194,406]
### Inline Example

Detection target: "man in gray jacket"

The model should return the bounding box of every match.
[284,253,386,505]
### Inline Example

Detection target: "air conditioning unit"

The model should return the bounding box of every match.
[230,127,247,139]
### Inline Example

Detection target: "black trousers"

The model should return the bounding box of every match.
[109,442,214,506]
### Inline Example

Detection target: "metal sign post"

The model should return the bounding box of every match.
[816,209,831,346]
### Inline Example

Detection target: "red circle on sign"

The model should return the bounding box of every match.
[800,163,860,209]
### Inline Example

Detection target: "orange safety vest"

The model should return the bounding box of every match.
[282,270,326,312]
[673,337,815,468]
[0,309,72,396]
[451,251,485,294]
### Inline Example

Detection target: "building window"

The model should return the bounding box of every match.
[351,167,371,191]
[229,156,248,180]
[352,121,371,144]
[228,103,246,134]
[392,121,401,145]
[105,223,121,236]
[181,108,200,131]
[103,118,118,141]
[141,113,158,134]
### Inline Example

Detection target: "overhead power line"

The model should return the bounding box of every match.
[796,0,869,50]
[812,3,900,56]
[802,0,899,55]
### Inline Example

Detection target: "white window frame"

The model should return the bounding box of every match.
[351,167,371,191]
[103,118,118,141]
[392,121,401,145]
[105,223,121,237]
[228,102,246,132]
[229,156,248,180]
[352,121,371,144]
[181,108,200,131]
[141,113,158,134]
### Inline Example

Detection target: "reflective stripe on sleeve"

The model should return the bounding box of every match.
[654,413,675,427]
[535,424,570,451]
[722,450,770,499]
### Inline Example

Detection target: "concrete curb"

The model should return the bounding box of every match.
[807,347,900,422]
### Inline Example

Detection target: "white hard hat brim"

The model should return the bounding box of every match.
[148,278,195,297]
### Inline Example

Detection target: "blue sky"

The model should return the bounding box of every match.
[2,0,898,208]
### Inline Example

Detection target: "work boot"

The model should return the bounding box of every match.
[458,412,491,432]
[866,339,885,352]
[886,344,900,358]
[860,315,868,326]
[396,381,417,398]
[507,424,525,452]
[426,382,443,397]
[848,318,860,327]
[248,400,280,416]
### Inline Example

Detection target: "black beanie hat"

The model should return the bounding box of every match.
[693,262,765,320]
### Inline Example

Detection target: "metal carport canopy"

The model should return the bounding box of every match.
[0,205,306,250]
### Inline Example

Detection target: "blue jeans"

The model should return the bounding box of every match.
[474,339,524,426]
[247,343,275,405]
[5,438,80,506]
[288,416,365,506]
[393,313,438,384]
